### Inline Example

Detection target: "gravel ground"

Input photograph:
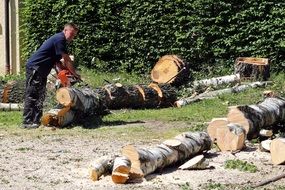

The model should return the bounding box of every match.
[0,122,284,190]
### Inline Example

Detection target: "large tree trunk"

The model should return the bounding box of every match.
[1,80,25,103]
[227,97,285,139]
[234,57,270,81]
[175,81,271,107]
[122,132,212,178]
[150,55,191,87]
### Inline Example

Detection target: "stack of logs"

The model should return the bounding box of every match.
[207,95,285,165]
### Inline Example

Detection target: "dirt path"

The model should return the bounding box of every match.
[0,122,284,190]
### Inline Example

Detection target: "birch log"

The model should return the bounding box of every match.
[270,138,285,165]
[122,132,212,178]
[89,157,114,181]
[0,103,23,111]
[175,81,272,107]
[193,74,240,92]
[111,156,131,184]
[227,97,285,139]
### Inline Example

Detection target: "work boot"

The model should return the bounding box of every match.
[21,123,39,129]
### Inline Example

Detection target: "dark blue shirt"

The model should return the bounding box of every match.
[27,32,67,77]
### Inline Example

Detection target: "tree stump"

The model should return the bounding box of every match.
[150,55,191,87]
[227,97,285,139]
[234,57,270,81]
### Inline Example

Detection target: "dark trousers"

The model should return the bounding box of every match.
[23,67,47,124]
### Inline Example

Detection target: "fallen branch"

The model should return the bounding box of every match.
[175,81,272,107]
[252,173,285,188]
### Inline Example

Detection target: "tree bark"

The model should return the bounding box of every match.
[89,157,114,181]
[193,74,240,92]
[0,103,23,111]
[234,57,270,81]
[227,97,285,139]
[1,80,25,103]
[111,156,131,184]
[122,132,212,178]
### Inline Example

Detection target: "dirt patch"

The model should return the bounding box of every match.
[0,122,284,190]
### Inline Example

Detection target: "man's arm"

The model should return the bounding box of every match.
[61,53,81,80]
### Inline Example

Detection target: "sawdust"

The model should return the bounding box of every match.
[0,121,284,190]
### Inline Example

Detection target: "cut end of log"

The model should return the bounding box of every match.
[270,138,285,165]
[112,172,129,184]
[174,100,185,108]
[148,83,163,98]
[207,118,229,141]
[89,168,100,181]
[227,107,250,135]
[163,139,182,147]
[260,139,271,152]
[41,113,59,127]
[56,87,72,106]
[216,123,246,152]
[121,145,144,178]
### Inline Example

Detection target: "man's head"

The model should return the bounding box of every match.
[63,23,79,42]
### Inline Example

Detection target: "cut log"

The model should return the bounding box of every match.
[270,138,285,165]
[1,80,25,103]
[259,129,273,137]
[0,103,23,111]
[178,154,209,170]
[207,118,229,141]
[216,123,246,151]
[89,157,114,181]
[227,97,285,139]
[122,132,212,178]
[193,74,240,92]
[234,57,270,81]
[150,55,191,87]
[260,139,271,152]
[175,81,272,107]
[41,106,75,127]
[111,156,131,184]
[148,83,177,107]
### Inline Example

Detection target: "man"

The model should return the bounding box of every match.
[22,23,81,129]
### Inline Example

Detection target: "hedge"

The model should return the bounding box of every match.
[20,0,285,75]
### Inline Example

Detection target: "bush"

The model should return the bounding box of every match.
[20,0,285,76]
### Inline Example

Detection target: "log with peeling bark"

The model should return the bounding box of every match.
[270,138,285,165]
[227,97,285,139]
[0,103,23,111]
[111,156,131,184]
[207,118,229,141]
[234,57,270,81]
[193,74,241,92]
[150,55,191,87]
[216,123,246,151]
[122,132,212,178]
[1,80,25,103]
[175,81,272,107]
[89,156,114,181]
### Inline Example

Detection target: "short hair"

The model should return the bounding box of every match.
[64,22,79,32]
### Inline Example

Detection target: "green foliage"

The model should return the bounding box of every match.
[224,159,257,173]
[20,0,285,75]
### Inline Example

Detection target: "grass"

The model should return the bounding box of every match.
[224,159,257,173]
[1,70,285,141]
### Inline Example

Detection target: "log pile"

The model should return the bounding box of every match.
[89,131,212,183]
